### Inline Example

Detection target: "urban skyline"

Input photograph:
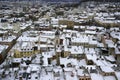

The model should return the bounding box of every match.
[0,1,120,80]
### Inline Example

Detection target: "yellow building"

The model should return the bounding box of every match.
[59,20,74,29]
[14,41,38,58]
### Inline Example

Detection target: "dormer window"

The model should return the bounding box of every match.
[115,34,119,36]
[93,39,96,40]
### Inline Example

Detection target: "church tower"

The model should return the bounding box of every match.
[55,29,60,46]
[55,29,60,65]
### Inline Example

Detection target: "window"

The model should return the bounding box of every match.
[80,78,84,80]
[28,76,31,79]
[88,78,91,80]
[35,77,38,79]
[21,52,23,55]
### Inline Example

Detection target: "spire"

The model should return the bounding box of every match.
[55,29,60,36]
